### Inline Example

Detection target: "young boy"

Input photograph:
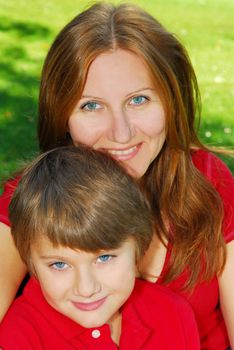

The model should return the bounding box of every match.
[0,146,200,349]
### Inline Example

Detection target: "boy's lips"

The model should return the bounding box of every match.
[72,296,107,311]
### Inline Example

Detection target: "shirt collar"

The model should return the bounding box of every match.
[24,277,108,340]
[24,277,152,347]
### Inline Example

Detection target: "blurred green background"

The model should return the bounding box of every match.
[0,0,233,187]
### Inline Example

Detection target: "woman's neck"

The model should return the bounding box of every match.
[138,234,167,283]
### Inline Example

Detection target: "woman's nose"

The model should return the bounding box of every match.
[109,109,135,144]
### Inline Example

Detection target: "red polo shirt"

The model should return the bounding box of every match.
[0,278,200,349]
[1,150,233,348]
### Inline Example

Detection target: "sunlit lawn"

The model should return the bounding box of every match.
[0,0,233,186]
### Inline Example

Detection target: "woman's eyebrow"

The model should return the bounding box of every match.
[125,87,156,98]
[81,87,156,100]
[80,94,105,100]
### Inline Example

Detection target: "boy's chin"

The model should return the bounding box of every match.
[77,318,106,329]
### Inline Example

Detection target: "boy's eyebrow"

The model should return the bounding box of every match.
[38,246,123,260]
[39,255,67,260]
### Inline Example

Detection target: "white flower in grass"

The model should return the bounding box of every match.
[205,131,212,138]
[224,128,232,134]
[214,76,224,83]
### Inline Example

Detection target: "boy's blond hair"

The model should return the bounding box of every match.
[9,146,153,268]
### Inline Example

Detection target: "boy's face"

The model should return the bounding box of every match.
[30,237,136,329]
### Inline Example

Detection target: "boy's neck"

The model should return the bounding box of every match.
[109,311,122,346]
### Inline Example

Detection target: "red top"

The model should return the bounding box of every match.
[0,277,200,349]
[0,176,19,226]
[156,150,234,350]
[0,150,233,349]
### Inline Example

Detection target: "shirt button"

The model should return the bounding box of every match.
[92,329,101,339]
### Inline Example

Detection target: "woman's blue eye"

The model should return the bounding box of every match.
[130,96,148,105]
[97,254,112,263]
[51,262,67,270]
[82,101,101,111]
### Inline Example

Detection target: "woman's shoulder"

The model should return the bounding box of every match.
[191,149,233,203]
[191,149,233,183]
[0,177,20,226]
[192,149,234,242]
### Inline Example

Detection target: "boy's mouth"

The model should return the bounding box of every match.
[72,296,107,311]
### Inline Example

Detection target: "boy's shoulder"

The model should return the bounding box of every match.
[0,290,43,348]
[133,278,188,303]
[128,278,194,320]
[0,278,81,349]
[120,279,200,349]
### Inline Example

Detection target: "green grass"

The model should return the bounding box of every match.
[0,0,233,186]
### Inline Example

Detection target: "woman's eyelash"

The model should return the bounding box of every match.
[130,95,149,105]
[80,101,101,110]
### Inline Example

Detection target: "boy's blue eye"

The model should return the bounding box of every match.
[82,101,101,111]
[97,254,112,263]
[51,262,67,270]
[130,96,148,105]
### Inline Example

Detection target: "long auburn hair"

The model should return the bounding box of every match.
[38,2,226,289]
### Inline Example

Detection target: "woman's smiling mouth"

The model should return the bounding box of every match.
[104,144,142,161]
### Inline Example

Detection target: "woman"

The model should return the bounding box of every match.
[0,3,233,349]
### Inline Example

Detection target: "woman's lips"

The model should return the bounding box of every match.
[105,143,142,161]
[72,296,107,311]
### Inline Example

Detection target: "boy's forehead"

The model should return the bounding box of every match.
[31,239,87,262]
[31,236,137,257]
[31,237,78,255]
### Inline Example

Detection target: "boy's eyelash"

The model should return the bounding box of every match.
[49,261,68,270]
[96,254,117,263]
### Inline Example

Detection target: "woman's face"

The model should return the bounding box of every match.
[68,49,165,177]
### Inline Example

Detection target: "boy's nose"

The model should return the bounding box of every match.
[73,269,101,298]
